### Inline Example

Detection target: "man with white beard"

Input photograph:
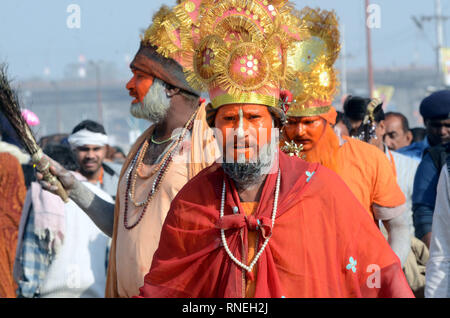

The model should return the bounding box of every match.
[36,2,218,297]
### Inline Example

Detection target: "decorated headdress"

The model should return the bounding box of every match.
[185,0,298,110]
[285,7,341,121]
[130,0,203,96]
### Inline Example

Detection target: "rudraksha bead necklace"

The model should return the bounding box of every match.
[123,110,197,230]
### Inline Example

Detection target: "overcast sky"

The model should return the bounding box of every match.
[1,0,449,80]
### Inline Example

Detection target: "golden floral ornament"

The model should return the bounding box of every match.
[192,34,228,89]
[187,0,298,108]
[184,0,196,13]
[288,54,338,113]
[139,0,205,78]
[288,36,327,73]
[141,5,181,58]
[281,140,305,159]
[219,42,270,94]
[286,7,341,117]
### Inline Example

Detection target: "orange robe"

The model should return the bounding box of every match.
[0,152,26,298]
[336,136,405,220]
[137,152,413,298]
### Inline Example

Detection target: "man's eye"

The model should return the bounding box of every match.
[249,115,261,120]
[223,117,235,121]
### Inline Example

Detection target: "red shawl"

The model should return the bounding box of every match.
[0,152,26,298]
[137,152,413,298]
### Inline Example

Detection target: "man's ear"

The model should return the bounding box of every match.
[377,120,386,135]
[406,130,413,144]
[165,86,181,98]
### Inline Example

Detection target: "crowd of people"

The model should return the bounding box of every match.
[1,0,449,298]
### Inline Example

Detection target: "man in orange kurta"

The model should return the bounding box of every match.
[0,152,26,297]
[280,7,410,267]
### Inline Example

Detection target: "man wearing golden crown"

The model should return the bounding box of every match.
[36,0,218,297]
[136,1,413,298]
[280,8,411,270]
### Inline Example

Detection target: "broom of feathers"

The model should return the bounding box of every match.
[0,64,69,202]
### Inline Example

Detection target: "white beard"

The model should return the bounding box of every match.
[130,78,171,123]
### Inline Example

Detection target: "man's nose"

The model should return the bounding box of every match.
[386,141,395,150]
[126,76,135,91]
[439,125,449,136]
[295,123,306,137]
[235,118,250,138]
[86,150,96,158]
[384,135,393,147]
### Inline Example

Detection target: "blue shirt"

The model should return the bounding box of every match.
[412,151,440,239]
[397,137,430,161]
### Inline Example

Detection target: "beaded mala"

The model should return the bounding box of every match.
[220,169,281,275]
[123,110,197,230]
[128,138,179,207]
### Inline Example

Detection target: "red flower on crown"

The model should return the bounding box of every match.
[279,89,294,114]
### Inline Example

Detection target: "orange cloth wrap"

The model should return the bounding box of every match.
[0,153,26,298]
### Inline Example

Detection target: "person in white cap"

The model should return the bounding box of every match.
[68,120,121,199]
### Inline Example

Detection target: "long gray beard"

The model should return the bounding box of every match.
[130,78,171,123]
[222,142,277,189]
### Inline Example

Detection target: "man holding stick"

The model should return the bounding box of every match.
[34,0,218,297]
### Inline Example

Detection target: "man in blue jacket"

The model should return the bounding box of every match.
[412,90,450,248]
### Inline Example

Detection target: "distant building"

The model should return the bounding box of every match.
[16,78,148,153]
[339,66,441,128]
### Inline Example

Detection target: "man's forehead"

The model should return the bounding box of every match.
[385,115,402,124]
[131,67,151,76]
[385,117,402,127]
[77,144,104,149]
[219,104,270,113]
[287,116,321,122]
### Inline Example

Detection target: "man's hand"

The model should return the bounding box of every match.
[35,154,76,196]
[35,153,115,237]
[421,232,432,249]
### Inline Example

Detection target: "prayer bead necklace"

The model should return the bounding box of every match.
[123,110,197,230]
[128,138,178,207]
[219,169,281,273]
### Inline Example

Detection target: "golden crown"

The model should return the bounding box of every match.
[286,7,341,117]
[185,0,299,108]
[140,0,203,72]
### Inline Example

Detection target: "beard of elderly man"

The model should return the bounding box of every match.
[213,104,279,201]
